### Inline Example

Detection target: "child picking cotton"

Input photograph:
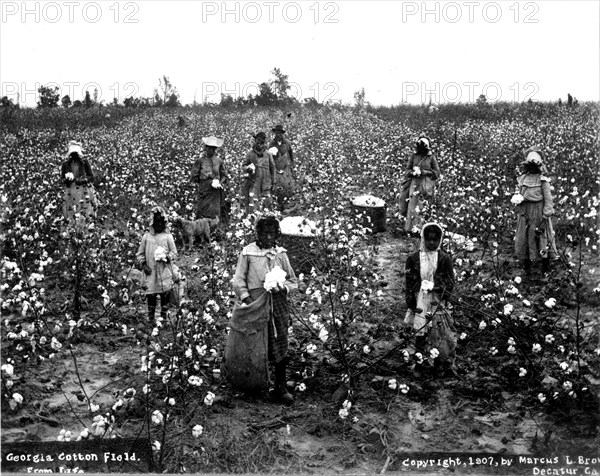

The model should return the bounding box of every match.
[230,216,298,404]
[136,206,178,322]
[404,222,457,376]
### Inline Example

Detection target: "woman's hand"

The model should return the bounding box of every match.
[272,283,287,294]
[142,264,152,275]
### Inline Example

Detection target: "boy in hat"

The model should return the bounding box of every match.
[242,132,275,215]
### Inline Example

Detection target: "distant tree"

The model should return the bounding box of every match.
[353,88,366,108]
[1,96,16,108]
[567,93,573,106]
[124,96,136,108]
[558,98,562,107]
[220,93,235,107]
[165,93,181,108]
[73,99,83,108]
[270,67,291,99]
[255,82,277,106]
[156,75,179,105]
[61,95,72,108]
[476,94,488,106]
[303,97,320,107]
[93,88,99,104]
[153,92,163,107]
[37,85,60,108]
[84,90,93,108]
[112,98,119,107]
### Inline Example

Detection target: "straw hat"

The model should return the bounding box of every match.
[202,136,224,148]
[521,146,545,165]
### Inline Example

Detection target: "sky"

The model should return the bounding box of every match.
[1,0,599,107]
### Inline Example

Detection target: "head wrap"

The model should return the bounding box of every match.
[420,222,443,253]
[66,140,83,158]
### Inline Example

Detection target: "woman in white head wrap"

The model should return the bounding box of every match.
[513,147,557,274]
[60,141,97,225]
[398,136,441,234]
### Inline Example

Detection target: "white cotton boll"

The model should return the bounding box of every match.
[519,368,527,377]
[264,266,287,292]
[151,410,164,425]
[154,246,167,262]
[421,280,434,292]
[204,392,215,406]
[268,147,279,155]
[538,393,547,403]
[511,193,524,205]
[2,363,14,376]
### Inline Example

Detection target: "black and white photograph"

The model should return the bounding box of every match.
[1,1,599,474]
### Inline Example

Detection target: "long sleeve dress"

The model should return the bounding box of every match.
[61,156,97,223]
[191,154,228,220]
[514,173,558,260]
[400,153,441,232]
[269,138,295,209]
[232,243,297,363]
[241,150,275,215]
[136,231,178,295]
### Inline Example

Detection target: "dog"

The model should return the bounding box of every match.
[172,216,219,250]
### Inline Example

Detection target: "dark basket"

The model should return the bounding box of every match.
[351,204,387,233]
[278,233,320,275]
